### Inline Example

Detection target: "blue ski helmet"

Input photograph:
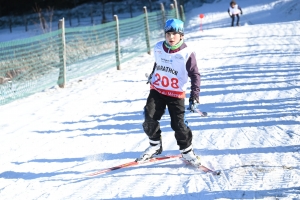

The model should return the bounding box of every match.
[164,19,184,35]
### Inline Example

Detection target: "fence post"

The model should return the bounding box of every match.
[58,18,66,88]
[114,15,121,70]
[143,6,151,55]
[173,0,179,19]
[170,3,175,19]
[160,3,166,29]
[170,4,174,10]
[180,5,185,22]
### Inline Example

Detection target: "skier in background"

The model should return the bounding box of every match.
[137,18,202,167]
[228,1,243,26]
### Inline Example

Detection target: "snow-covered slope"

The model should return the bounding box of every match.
[0,0,299,199]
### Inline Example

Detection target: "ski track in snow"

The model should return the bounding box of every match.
[1,0,300,199]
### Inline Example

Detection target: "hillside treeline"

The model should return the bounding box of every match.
[0,0,167,17]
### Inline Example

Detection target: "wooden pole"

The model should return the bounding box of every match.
[160,3,166,29]
[114,15,121,70]
[143,6,151,55]
[173,0,179,19]
[180,5,185,22]
[170,4,175,19]
[58,18,66,88]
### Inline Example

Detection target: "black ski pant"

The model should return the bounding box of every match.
[231,14,240,26]
[142,89,193,150]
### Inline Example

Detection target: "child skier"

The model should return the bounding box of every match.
[137,18,201,167]
[228,1,243,26]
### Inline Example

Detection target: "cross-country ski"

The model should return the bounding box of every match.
[87,155,221,176]
[0,0,299,199]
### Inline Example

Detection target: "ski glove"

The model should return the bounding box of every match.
[187,97,199,113]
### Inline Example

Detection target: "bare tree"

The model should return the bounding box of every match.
[126,0,134,18]
[72,0,79,7]
[68,9,72,26]
[111,2,115,19]
[46,6,54,31]
[178,0,186,8]
[100,0,109,23]
[90,5,94,24]
[33,3,46,31]
[72,0,80,25]
[76,10,80,25]
[8,15,13,33]
[23,14,28,32]
[148,0,153,12]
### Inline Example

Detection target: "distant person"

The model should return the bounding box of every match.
[136,19,202,167]
[228,1,243,26]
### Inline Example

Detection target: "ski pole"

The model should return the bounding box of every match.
[195,109,207,117]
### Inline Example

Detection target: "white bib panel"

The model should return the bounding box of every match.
[150,41,192,98]
[229,4,241,15]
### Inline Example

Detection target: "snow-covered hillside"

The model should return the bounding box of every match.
[0,0,299,199]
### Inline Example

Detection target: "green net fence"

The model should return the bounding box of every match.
[0,30,63,104]
[0,7,178,106]
[64,20,117,81]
